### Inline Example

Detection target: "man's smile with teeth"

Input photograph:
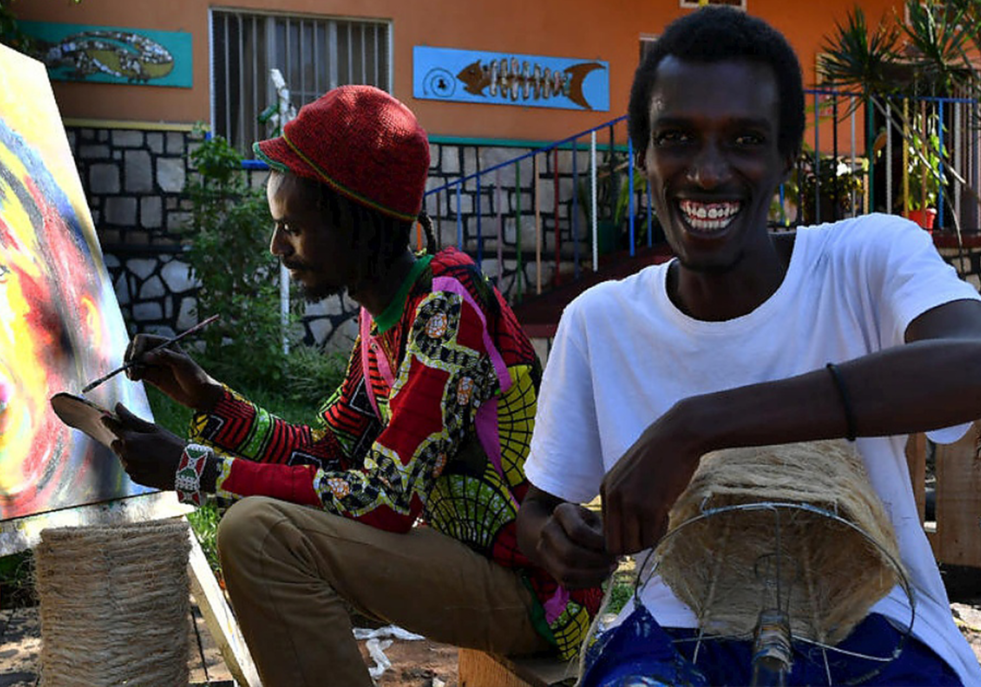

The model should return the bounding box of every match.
[678,200,741,231]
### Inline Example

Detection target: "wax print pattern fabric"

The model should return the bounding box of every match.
[188,248,601,658]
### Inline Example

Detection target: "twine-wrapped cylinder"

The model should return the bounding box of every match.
[34,519,192,687]
[656,440,904,646]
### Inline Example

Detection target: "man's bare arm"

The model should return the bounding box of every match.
[601,298,981,555]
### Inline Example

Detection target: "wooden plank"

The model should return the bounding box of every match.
[190,595,235,683]
[925,522,939,559]
[906,433,927,523]
[186,518,262,687]
[458,648,577,687]
[187,604,208,685]
[934,422,981,568]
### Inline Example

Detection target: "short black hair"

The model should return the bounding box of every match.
[628,7,804,161]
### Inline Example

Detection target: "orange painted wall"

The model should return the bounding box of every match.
[16,0,904,148]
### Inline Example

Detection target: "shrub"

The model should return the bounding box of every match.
[182,126,303,391]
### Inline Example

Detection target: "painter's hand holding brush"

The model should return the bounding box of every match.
[101,404,218,493]
[125,333,224,412]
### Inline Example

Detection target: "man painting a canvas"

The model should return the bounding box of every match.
[102,85,603,686]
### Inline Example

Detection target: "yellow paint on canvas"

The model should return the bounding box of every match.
[0,42,154,520]
[0,44,104,274]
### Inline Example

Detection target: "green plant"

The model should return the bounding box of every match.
[183,125,302,390]
[902,111,946,212]
[145,384,193,435]
[818,1,981,224]
[576,153,653,253]
[281,345,350,408]
[1,0,83,54]
[789,152,868,224]
[820,2,980,102]
[0,549,35,609]
[818,6,903,109]
[186,500,223,585]
[604,568,635,618]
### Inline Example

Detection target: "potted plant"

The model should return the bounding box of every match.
[576,155,652,255]
[818,1,978,231]
[901,111,945,231]
[789,152,868,225]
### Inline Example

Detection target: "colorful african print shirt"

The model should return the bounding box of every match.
[188,248,602,659]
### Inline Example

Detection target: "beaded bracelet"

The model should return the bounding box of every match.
[175,443,211,506]
[826,362,857,442]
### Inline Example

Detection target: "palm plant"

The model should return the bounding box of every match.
[818,0,981,228]
[819,7,903,107]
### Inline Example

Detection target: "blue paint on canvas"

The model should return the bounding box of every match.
[19,21,192,88]
[414,46,608,112]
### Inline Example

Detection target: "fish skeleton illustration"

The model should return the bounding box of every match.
[35,30,174,83]
[456,58,604,110]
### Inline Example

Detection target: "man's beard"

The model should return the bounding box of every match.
[299,280,344,303]
[283,262,345,302]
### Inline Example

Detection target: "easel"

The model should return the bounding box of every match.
[0,41,260,687]
[1,491,261,686]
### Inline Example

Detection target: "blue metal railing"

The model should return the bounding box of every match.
[424,116,639,303]
[422,89,981,304]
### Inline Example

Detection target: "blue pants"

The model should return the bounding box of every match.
[579,605,963,686]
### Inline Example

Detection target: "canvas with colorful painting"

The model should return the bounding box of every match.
[0,42,157,525]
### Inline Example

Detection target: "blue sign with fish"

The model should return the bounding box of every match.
[414,46,608,112]
[19,21,192,88]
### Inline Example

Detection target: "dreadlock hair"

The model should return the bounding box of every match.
[416,210,438,255]
[295,181,437,289]
[315,182,438,261]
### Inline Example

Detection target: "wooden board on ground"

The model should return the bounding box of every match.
[188,597,235,686]
[186,517,262,687]
[934,422,981,568]
[457,648,577,687]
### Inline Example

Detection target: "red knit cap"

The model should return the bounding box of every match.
[254,85,430,222]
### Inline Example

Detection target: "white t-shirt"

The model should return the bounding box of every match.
[526,214,981,684]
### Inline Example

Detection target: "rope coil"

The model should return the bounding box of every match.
[34,519,192,687]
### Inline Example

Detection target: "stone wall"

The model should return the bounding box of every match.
[68,124,638,350]
[68,124,199,339]
[426,140,642,301]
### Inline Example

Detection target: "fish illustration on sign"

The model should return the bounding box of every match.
[34,30,174,83]
[456,58,604,110]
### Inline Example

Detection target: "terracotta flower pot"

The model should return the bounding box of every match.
[904,208,937,232]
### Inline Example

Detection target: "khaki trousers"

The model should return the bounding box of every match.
[217,496,552,687]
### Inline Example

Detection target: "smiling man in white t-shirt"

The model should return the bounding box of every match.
[516,6,981,686]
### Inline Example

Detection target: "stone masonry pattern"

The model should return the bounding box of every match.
[67,125,643,350]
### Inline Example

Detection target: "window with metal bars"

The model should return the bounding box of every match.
[210,9,391,154]
[679,0,746,9]
[639,34,657,63]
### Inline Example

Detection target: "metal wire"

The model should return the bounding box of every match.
[583,501,915,687]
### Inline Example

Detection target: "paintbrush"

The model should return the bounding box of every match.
[81,314,221,394]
